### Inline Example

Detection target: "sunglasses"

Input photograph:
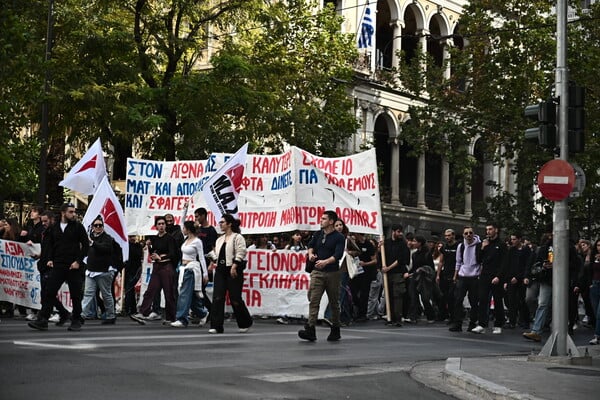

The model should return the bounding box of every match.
[464,231,474,236]
[93,224,103,228]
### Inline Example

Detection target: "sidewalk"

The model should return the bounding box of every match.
[411,345,600,400]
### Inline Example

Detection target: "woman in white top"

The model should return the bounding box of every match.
[207,213,252,334]
[171,221,208,328]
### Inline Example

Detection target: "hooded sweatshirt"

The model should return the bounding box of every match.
[455,234,482,278]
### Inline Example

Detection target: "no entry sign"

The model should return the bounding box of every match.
[537,159,575,201]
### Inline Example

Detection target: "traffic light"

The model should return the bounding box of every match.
[524,99,556,148]
[568,83,585,153]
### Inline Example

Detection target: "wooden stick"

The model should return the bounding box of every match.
[380,236,392,322]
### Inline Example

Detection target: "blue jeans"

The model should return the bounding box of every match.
[82,271,116,320]
[175,269,207,325]
[590,281,600,337]
[531,282,552,334]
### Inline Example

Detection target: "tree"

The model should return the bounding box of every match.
[394,0,600,239]
[175,0,359,157]
[0,1,48,204]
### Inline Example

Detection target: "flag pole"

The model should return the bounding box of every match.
[379,235,391,322]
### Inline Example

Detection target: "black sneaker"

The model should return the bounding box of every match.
[28,319,49,331]
[101,318,116,325]
[68,320,82,331]
[298,325,317,341]
[449,324,462,332]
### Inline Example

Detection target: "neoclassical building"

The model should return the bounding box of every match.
[325,0,516,236]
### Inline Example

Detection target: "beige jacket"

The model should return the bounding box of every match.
[209,233,247,267]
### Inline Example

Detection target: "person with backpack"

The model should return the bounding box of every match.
[449,226,482,332]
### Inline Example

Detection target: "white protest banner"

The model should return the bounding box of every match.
[126,146,382,235]
[242,248,327,317]
[0,239,71,310]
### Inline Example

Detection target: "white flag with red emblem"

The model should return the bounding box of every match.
[200,143,248,222]
[59,138,107,195]
[83,176,129,262]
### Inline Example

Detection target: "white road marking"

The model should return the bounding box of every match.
[13,340,97,350]
[247,365,409,382]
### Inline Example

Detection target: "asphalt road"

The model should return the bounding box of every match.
[1,317,593,400]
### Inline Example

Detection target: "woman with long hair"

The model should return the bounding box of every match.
[207,214,252,333]
[171,221,208,328]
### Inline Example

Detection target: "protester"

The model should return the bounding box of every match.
[437,229,458,322]
[587,239,600,345]
[349,232,377,322]
[123,235,143,316]
[207,213,252,334]
[171,221,208,328]
[408,235,436,323]
[379,225,410,326]
[474,222,507,334]
[298,210,345,341]
[81,216,120,325]
[131,216,178,324]
[502,233,532,329]
[194,207,218,318]
[28,203,89,331]
[448,226,482,332]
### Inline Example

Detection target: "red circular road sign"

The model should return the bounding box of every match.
[537,159,575,201]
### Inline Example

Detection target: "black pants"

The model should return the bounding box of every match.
[40,269,69,317]
[505,281,528,326]
[40,266,83,321]
[124,268,141,315]
[438,275,455,320]
[452,276,479,326]
[478,277,505,328]
[210,265,252,332]
[350,273,371,319]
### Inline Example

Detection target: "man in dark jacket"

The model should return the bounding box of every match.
[82,216,120,325]
[502,233,532,329]
[28,203,89,331]
[472,222,507,334]
[381,225,410,326]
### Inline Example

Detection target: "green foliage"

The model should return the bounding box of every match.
[395,0,600,238]
[175,0,359,157]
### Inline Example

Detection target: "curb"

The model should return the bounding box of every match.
[442,358,545,400]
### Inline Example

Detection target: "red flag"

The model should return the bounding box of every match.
[83,176,129,261]
[59,138,106,195]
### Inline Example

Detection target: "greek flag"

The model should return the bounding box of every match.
[357,2,374,49]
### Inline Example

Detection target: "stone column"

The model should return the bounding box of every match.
[417,153,427,209]
[390,20,404,70]
[390,136,401,204]
[441,156,450,212]
[464,184,473,217]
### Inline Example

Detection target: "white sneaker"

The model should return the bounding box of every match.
[26,313,37,321]
[471,325,485,334]
[147,312,161,321]
[198,315,208,326]
[48,314,60,323]
[589,336,599,345]
[492,327,502,334]
[239,327,250,333]
[170,320,186,328]
[208,328,219,334]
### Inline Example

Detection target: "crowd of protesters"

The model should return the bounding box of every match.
[2,205,599,346]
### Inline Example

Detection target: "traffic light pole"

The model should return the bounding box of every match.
[539,0,579,358]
